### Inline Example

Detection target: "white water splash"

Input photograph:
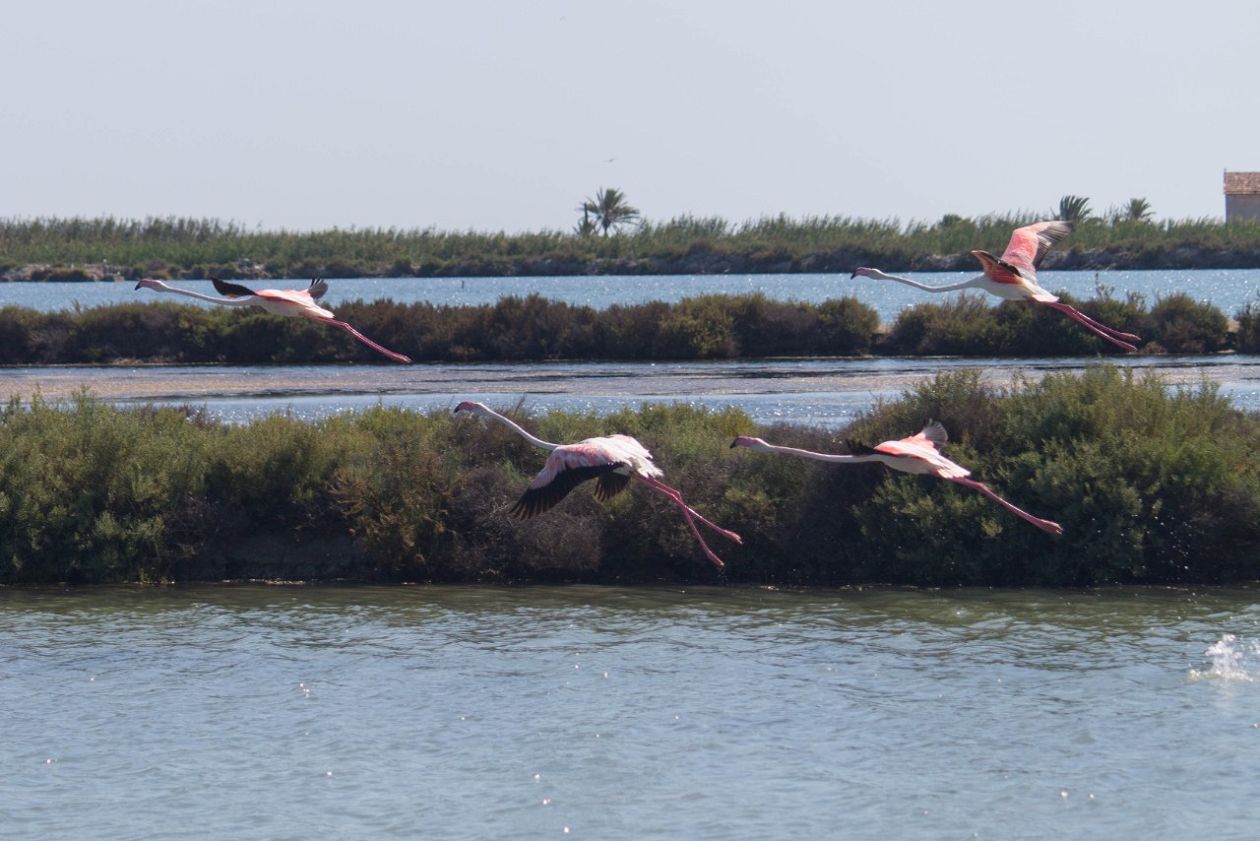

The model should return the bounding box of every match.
[1188,634,1257,682]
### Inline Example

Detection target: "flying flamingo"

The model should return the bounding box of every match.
[134,276,412,363]
[851,221,1141,351]
[452,401,742,569]
[731,420,1063,535]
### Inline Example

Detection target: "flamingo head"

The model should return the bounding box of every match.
[134,278,165,292]
[452,400,490,417]
[850,267,882,280]
[730,435,769,450]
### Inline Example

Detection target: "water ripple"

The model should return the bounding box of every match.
[4,584,1260,840]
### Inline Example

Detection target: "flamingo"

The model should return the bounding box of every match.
[851,220,1141,351]
[731,420,1063,535]
[134,276,412,363]
[452,401,742,569]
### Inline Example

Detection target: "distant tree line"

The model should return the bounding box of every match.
[5,199,1260,281]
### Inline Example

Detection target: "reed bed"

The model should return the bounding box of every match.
[5,214,1260,279]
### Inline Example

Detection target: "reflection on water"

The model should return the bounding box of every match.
[3,584,1259,840]
[5,355,1260,427]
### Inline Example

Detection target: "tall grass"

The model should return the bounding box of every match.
[5,213,1260,279]
[3,368,1259,585]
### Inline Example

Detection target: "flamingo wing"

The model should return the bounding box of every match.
[510,462,626,519]
[1001,221,1072,273]
[873,422,970,477]
[594,471,631,501]
[914,420,948,449]
[211,277,258,298]
[873,420,948,457]
[256,287,321,307]
[308,277,329,300]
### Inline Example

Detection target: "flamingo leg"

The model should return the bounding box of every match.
[324,319,413,363]
[633,476,740,569]
[947,477,1063,535]
[1052,302,1141,342]
[1042,302,1140,350]
[636,475,743,544]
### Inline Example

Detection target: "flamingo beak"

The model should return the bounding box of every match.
[729,439,738,448]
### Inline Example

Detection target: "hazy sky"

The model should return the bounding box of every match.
[4,1,1258,231]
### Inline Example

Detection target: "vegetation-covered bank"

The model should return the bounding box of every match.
[1,289,1253,363]
[5,214,1260,281]
[3,367,1258,586]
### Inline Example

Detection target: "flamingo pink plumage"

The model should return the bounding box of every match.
[851,220,1141,351]
[134,276,412,363]
[731,420,1063,535]
[453,401,741,569]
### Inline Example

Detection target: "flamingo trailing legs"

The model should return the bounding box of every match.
[731,421,1063,535]
[851,220,1141,351]
[134,276,412,363]
[453,401,741,569]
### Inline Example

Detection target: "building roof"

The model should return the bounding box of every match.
[1225,171,1260,195]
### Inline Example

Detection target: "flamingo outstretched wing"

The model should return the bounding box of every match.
[594,472,631,501]
[1001,221,1072,274]
[872,420,948,458]
[874,421,970,478]
[510,463,626,519]
[211,277,258,298]
[308,277,329,300]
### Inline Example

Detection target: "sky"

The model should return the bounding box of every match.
[4,0,1258,232]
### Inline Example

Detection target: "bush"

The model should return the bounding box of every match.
[1143,292,1229,353]
[3,371,1260,585]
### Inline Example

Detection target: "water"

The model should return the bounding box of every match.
[4,269,1260,321]
[3,585,1259,840]
[6,355,1260,427]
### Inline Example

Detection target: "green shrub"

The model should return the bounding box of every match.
[1143,292,1229,353]
[4,370,1260,585]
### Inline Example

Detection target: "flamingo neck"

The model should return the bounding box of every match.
[475,406,559,451]
[144,281,255,306]
[870,269,979,293]
[750,441,884,465]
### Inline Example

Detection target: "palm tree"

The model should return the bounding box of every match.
[582,187,641,236]
[574,208,598,237]
[1123,197,1153,222]
[1057,194,1093,223]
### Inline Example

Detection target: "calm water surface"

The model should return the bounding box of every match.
[5,269,1260,320]
[6,355,1260,427]
[3,585,1259,840]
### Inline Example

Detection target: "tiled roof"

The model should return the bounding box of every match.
[1225,171,1260,194]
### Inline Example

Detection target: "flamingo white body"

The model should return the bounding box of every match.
[453,401,741,569]
[731,421,1063,535]
[134,276,412,363]
[851,221,1140,351]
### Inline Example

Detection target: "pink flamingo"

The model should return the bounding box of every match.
[851,220,1141,351]
[453,401,742,569]
[134,276,412,363]
[731,420,1063,535]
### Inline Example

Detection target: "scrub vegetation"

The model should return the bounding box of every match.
[0,288,1250,363]
[3,367,1257,586]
